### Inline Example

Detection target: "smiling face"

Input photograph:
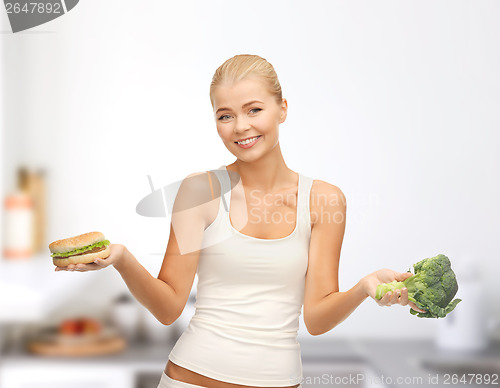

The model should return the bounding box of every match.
[212,76,287,162]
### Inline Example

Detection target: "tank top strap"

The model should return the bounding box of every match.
[297,172,314,234]
[210,165,230,213]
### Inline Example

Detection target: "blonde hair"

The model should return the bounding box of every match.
[210,54,283,109]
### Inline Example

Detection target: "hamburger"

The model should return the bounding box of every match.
[49,231,111,267]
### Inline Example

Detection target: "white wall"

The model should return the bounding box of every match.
[1,1,499,339]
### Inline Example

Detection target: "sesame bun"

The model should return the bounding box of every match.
[49,231,105,254]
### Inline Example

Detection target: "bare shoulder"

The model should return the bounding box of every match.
[174,170,220,229]
[309,179,346,226]
[177,170,222,196]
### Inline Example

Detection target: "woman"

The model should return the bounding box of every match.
[57,54,425,388]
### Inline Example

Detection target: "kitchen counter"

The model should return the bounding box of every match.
[1,335,499,388]
[0,337,174,371]
[0,337,175,388]
[300,337,500,388]
[351,338,500,388]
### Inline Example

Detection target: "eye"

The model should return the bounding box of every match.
[218,114,231,121]
[250,108,262,114]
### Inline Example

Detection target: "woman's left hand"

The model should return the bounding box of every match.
[362,269,426,313]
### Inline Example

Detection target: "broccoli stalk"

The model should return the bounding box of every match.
[375,254,462,318]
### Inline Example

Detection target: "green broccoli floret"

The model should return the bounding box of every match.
[375,254,461,318]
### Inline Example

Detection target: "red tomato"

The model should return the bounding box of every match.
[59,319,80,335]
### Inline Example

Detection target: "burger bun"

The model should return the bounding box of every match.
[49,231,106,254]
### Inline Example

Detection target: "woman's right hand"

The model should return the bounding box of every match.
[54,243,127,272]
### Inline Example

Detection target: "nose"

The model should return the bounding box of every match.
[234,115,251,134]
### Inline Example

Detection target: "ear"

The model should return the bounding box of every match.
[279,98,288,123]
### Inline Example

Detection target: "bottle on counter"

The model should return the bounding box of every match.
[25,168,47,254]
[3,169,34,259]
[2,166,48,259]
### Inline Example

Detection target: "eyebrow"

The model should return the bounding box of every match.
[215,100,264,114]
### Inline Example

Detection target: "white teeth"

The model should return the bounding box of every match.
[237,136,260,145]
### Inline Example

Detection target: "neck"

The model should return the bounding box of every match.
[227,143,293,192]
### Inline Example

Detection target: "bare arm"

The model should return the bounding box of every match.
[303,181,351,335]
[57,171,216,326]
[117,171,213,325]
[303,183,425,336]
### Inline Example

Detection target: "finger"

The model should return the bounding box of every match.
[409,302,426,313]
[57,263,94,272]
[55,265,77,272]
[395,272,413,282]
[93,258,111,268]
[399,288,409,306]
[377,292,392,306]
[74,263,101,271]
[391,289,401,305]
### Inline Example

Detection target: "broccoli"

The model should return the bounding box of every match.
[375,254,461,318]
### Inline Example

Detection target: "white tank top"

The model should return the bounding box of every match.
[168,165,314,386]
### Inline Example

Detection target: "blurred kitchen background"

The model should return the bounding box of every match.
[1,1,499,387]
